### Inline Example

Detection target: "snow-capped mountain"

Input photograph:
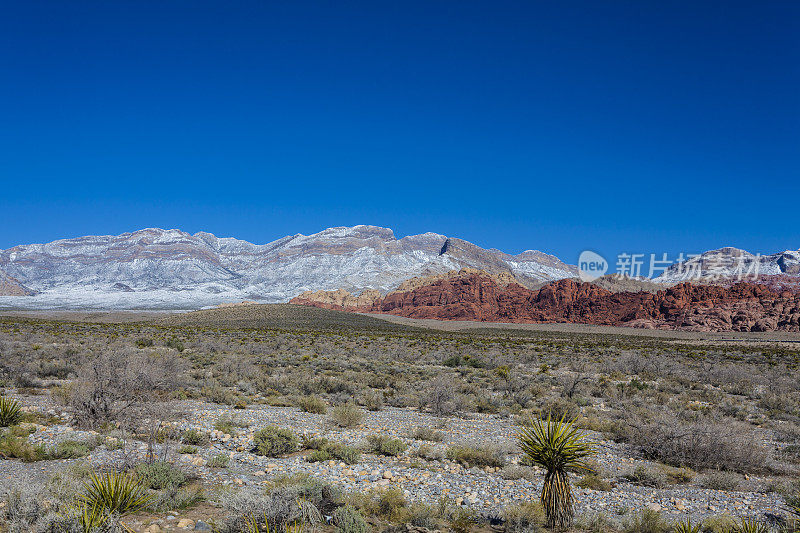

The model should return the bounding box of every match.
[0,226,577,309]
[655,247,800,284]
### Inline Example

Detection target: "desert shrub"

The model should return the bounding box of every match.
[219,485,321,532]
[48,439,94,459]
[576,512,619,533]
[424,375,457,416]
[203,386,237,405]
[333,505,370,533]
[150,485,205,512]
[411,426,444,442]
[133,460,187,489]
[576,473,612,491]
[362,390,383,411]
[304,438,361,464]
[500,465,536,481]
[701,515,737,533]
[215,414,248,435]
[208,453,230,468]
[254,426,300,457]
[365,435,408,457]
[297,395,327,414]
[623,508,671,533]
[625,466,667,488]
[135,337,154,348]
[699,470,741,491]
[182,428,210,446]
[165,336,185,352]
[539,397,580,420]
[0,433,46,462]
[0,396,22,427]
[330,404,364,428]
[414,444,444,461]
[179,445,198,454]
[446,444,504,468]
[376,488,408,522]
[620,414,768,473]
[503,501,545,533]
[68,349,187,428]
[660,465,695,484]
[448,506,476,533]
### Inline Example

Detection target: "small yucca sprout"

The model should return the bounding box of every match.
[0,396,22,427]
[81,471,154,516]
[673,519,701,533]
[517,414,595,528]
[733,518,769,533]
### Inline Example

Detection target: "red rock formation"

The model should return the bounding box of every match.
[290,273,800,332]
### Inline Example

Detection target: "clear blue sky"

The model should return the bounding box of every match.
[1,1,798,264]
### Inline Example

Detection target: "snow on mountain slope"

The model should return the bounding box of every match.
[0,226,577,310]
[655,247,800,284]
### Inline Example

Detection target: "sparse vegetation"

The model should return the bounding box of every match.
[0,310,798,531]
[253,426,300,457]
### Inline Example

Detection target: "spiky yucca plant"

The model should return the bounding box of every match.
[673,519,701,533]
[517,415,595,528]
[732,518,769,533]
[82,471,154,516]
[0,396,22,427]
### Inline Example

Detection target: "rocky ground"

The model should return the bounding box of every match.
[2,393,788,530]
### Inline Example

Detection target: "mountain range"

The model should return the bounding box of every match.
[0,226,576,309]
[0,226,797,313]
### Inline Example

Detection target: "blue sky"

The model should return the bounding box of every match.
[1,1,798,265]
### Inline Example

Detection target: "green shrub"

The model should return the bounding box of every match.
[330,404,364,428]
[0,433,46,461]
[376,489,408,522]
[179,445,198,454]
[306,449,333,462]
[165,336,185,352]
[182,429,210,446]
[0,396,22,427]
[133,461,187,489]
[365,435,408,457]
[215,414,247,435]
[208,453,230,468]
[297,395,327,414]
[446,445,504,468]
[303,437,361,464]
[412,427,444,442]
[333,505,370,533]
[253,426,299,456]
[49,439,94,459]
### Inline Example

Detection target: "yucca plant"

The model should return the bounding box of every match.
[0,396,22,427]
[673,519,701,533]
[732,518,769,533]
[81,471,154,516]
[517,415,595,528]
[65,500,110,533]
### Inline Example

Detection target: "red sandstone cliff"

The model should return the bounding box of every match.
[291,273,800,332]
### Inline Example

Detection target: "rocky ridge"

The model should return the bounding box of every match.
[292,272,800,332]
[0,226,577,309]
